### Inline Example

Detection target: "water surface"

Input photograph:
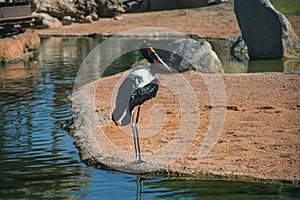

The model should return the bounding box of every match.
[0,36,299,199]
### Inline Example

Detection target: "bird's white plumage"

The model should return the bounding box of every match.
[128,66,154,89]
[112,66,154,126]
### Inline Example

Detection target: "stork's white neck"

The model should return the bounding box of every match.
[128,66,154,88]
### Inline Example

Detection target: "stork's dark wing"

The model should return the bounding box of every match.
[129,78,159,113]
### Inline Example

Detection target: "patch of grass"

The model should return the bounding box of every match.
[270,0,300,15]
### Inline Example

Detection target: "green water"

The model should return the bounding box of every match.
[209,39,300,74]
[98,38,300,76]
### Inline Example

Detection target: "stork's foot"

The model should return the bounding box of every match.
[133,159,146,164]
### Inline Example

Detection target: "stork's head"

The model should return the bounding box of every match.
[140,42,172,73]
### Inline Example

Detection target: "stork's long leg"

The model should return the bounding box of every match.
[131,106,143,163]
[135,106,142,162]
[131,109,138,161]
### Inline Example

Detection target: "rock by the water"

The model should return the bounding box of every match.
[162,39,223,73]
[33,12,62,28]
[0,38,23,63]
[235,0,300,60]
[0,30,40,63]
[15,30,41,53]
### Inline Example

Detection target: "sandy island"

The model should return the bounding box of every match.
[44,2,300,184]
[71,72,299,184]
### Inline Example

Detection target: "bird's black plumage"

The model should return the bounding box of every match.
[129,78,159,114]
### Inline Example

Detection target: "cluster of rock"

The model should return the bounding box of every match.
[0,30,40,63]
[31,0,124,28]
[31,0,227,28]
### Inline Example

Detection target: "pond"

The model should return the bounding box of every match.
[0,36,299,199]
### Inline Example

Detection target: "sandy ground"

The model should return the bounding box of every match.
[49,2,300,183]
[36,2,300,38]
[71,72,299,184]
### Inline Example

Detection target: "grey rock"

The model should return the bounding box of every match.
[33,12,62,28]
[61,16,74,25]
[235,0,300,60]
[162,39,223,73]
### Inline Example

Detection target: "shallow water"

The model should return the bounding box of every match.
[0,37,299,199]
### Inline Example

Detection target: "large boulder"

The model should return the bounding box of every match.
[162,39,223,73]
[234,0,300,60]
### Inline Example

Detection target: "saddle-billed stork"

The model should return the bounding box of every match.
[112,42,172,163]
